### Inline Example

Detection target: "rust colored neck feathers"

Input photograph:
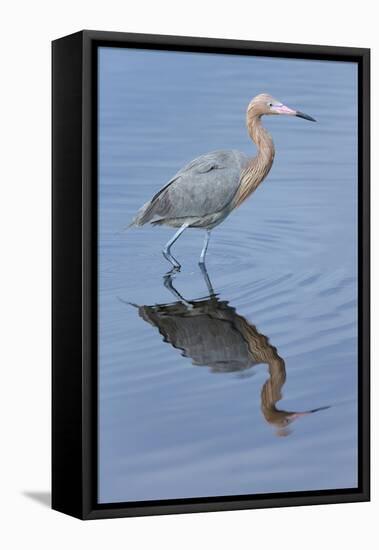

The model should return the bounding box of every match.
[233,114,275,208]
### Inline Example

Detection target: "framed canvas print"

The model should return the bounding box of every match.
[52,30,370,519]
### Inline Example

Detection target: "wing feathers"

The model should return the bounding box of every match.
[130,150,248,226]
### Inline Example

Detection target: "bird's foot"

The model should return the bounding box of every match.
[163,265,180,281]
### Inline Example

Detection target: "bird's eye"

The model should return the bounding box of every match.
[268,103,273,107]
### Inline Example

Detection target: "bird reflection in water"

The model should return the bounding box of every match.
[128,266,328,437]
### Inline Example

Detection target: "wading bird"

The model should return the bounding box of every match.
[130,93,316,269]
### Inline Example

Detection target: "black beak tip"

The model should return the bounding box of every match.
[296,111,317,122]
[309,405,330,413]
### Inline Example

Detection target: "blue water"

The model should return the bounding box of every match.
[98,47,358,503]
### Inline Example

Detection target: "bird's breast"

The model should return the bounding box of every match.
[233,153,274,209]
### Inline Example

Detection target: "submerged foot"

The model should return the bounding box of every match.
[163,266,181,281]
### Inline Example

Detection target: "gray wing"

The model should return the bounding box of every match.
[132,150,249,226]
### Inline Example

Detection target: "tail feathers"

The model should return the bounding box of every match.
[128,201,152,228]
[120,216,144,232]
[128,200,164,228]
[120,215,144,233]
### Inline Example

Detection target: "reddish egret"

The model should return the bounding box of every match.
[130,93,316,269]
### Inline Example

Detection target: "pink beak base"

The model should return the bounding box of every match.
[275,104,297,115]
[274,104,317,122]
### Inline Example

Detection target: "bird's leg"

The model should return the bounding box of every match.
[198,262,216,297]
[199,230,211,265]
[162,223,189,269]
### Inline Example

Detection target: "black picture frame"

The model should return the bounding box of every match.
[52,30,370,520]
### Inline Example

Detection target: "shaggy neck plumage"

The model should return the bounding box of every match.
[233,114,275,208]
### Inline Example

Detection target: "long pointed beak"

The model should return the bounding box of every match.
[295,110,317,122]
[273,104,316,122]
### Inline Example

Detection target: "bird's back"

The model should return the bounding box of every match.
[131,150,249,228]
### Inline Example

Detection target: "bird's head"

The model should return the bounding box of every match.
[247,93,316,122]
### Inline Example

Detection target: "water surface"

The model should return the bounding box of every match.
[98,48,358,503]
